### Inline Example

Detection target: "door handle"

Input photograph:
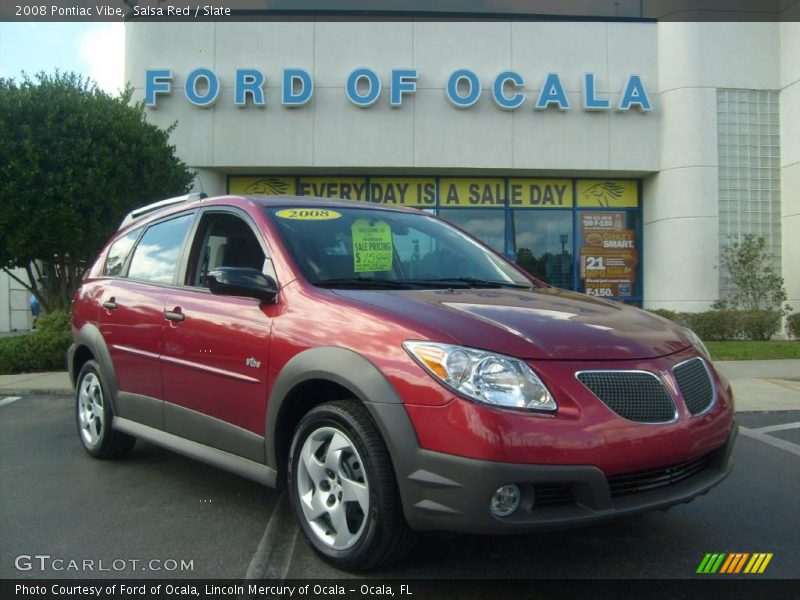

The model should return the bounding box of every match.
[164,309,185,322]
[102,298,117,310]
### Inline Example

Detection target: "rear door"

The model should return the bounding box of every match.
[99,213,195,429]
[160,208,278,462]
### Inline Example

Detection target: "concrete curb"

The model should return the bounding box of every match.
[0,388,73,397]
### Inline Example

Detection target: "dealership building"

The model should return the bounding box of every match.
[3,14,799,332]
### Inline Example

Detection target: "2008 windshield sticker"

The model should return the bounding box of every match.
[351,220,393,273]
[275,208,341,220]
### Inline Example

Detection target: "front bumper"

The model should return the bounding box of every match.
[403,425,736,533]
[367,402,737,534]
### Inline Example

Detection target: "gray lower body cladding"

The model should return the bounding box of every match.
[369,401,737,534]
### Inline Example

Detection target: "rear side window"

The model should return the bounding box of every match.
[128,214,194,284]
[104,228,141,277]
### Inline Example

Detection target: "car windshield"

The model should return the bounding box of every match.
[266,206,533,290]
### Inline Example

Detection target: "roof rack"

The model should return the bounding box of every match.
[118,192,208,230]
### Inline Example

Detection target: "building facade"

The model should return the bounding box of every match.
[125,20,798,313]
[0,268,33,333]
[7,19,794,332]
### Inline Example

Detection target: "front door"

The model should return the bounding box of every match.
[160,210,277,462]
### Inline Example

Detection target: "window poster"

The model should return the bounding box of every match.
[578,211,638,298]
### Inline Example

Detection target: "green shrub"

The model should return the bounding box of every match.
[646,308,783,341]
[0,310,72,374]
[36,310,72,334]
[648,308,680,322]
[788,313,800,340]
[682,310,742,341]
[647,309,694,329]
[736,309,782,341]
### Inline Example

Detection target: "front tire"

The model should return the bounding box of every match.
[288,400,415,570]
[76,360,135,459]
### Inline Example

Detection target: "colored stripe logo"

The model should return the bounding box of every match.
[696,553,773,574]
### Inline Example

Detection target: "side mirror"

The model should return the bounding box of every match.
[207,267,278,303]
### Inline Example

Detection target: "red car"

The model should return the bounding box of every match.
[69,193,736,570]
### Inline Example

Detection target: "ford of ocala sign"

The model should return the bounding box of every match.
[145,68,653,112]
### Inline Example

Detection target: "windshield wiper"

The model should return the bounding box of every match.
[413,277,532,289]
[314,277,419,290]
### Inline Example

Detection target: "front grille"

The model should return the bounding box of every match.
[674,357,715,415]
[533,484,574,507]
[576,371,676,423]
[608,453,713,497]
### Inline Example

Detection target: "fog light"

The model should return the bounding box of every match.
[490,484,521,517]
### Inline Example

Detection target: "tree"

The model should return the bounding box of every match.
[0,72,193,312]
[717,234,787,311]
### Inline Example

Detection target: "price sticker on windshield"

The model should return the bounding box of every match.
[351,219,393,273]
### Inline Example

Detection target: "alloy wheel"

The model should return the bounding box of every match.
[296,426,370,550]
[78,372,104,446]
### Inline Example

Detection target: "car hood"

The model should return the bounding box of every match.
[332,287,692,361]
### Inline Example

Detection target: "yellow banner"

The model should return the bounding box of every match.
[298,177,368,201]
[577,180,638,208]
[229,176,296,196]
[369,177,436,207]
[439,178,506,207]
[230,176,639,209]
[509,178,573,208]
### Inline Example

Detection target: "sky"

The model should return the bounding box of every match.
[0,23,125,93]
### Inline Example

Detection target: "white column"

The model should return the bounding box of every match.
[644,24,719,312]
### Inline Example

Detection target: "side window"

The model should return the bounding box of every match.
[186,212,268,287]
[104,228,141,277]
[128,214,194,284]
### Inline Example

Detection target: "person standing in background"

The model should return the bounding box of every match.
[30,294,40,330]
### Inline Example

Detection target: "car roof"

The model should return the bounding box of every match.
[244,194,425,213]
[115,193,427,237]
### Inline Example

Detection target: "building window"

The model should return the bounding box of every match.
[511,210,573,288]
[437,208,506,254]
[717,89,781,300]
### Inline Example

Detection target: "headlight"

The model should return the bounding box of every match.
[685,328,711,359]
[403,341,557,411]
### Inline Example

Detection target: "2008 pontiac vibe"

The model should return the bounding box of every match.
[69,193,736,570]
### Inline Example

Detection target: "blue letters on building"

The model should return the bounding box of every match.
[346,68,382,107]
[619,75,652,111]
[185,68,220,107]
[234,69,266,107]
[391,69,418,107]
[282,68,314,106]
[145,69,172,107]
[446,69,481,108]
[143,67,652,113]
[535,73,570,110]
[492,71,525,110]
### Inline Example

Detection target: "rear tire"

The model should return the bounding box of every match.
[288,400,416,570]
[75,360,135,459]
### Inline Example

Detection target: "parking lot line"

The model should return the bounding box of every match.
[0,396,21,407]
[754,421,800,434]
[740,426,800,458]
[244,492,299,580]
[762,378,800,393]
